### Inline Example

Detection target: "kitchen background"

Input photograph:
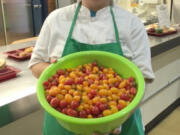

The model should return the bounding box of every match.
[0,0,180,135]
[0,0,178,46]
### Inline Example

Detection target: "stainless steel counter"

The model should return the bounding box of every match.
[0,33,180,123]
[0,41,41,122]
[149,32,180,48]
[0,41,37,107]
[149,25,180,57]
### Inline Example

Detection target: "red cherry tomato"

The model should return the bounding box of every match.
[57,69,65,76]
[114,82,120,88]
[102,75,108,80]
[125,85,130,90]
[92,61,98,67]
[130,87,137,95]
[56,107,62,112]
[67,109,78,117]
[117,104,124,110]
[114,73,118,77]
[128,77,134,83]
[52,81,58,86]
[76,77,84,84]
[98,114,103,118]
[92,106,100,116]
[86,109,92,115]
[48,77,53,82]
[45,85,51,90]
[120,94,130,101]
[90,90,97,96]
[59,100,68,109]
[86,69,91,75]
[99,74,103,80]
[53,74,59,79]
[82,68,86,73]
[81,73,86,78]
[99,66,104,71]
[64,79,74,85]
[88,93,94,99]
[95,101,101,108]
[109,84,114,88]
[88,79,94,86]
[43,81,49,87]
[46,95,53,103]
[62,108,68,114]
[70,101,79,109]
[99,104,108,111]
[50,97,59,108]
[79,110,87,118]
[56,78,59,83]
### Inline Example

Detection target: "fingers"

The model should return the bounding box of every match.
[92,126,122,135]
[52,59,57,63]
[50,57,58,63]
[111,126,122,135]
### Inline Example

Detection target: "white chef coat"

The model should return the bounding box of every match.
[28,2,155,80]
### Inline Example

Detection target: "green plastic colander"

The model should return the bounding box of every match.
[37,51,145,135]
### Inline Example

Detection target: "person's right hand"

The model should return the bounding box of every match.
[50,56,58,63]
[31,57,58,78]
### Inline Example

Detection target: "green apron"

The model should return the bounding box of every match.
[43,3,144,135]
[0,105,12,127]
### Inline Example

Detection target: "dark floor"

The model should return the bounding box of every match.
[148,107,180,135]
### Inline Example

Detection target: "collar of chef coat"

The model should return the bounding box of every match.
[74,1,111,19]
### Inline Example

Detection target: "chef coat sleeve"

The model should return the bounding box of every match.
[28,18,51,69]
[130,16,155,80]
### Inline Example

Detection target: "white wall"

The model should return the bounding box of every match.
[172,0,180,24]
[57,0,73,8]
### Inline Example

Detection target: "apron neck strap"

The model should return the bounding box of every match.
[67,3,81,41]
[67,3,120,45]
[110,7,120,45]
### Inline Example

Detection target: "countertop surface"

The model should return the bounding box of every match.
[149,31,180,48]
[0,41,37,107]
[0,33,180,107]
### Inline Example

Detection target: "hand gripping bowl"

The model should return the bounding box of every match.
[37,51,145,135]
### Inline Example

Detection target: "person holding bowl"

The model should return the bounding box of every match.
[29,0,155,135]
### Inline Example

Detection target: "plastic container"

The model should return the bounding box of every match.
[147,30,177,37]
[4,47,33,60]
[0,66,21,82]
[37,51,145,135]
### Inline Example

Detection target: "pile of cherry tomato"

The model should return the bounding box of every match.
[43,62,137,118]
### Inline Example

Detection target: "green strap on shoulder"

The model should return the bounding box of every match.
[110,7,124,56]
[67,3,81,41]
